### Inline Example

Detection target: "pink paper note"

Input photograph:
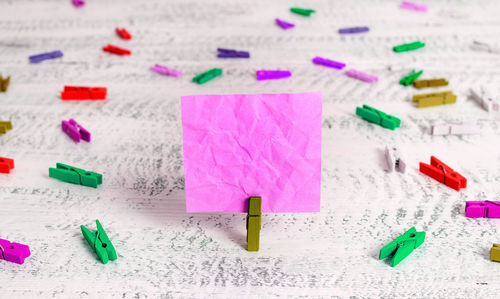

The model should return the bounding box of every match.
[181,92,322,213]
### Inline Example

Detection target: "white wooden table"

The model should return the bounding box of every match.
[1,0,500,297]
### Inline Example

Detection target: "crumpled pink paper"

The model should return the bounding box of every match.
[181,92,322,213]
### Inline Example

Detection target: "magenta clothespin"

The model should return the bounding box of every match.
[72,0,85,7]
[400,1,428,12]
[465,201,500,218]
[345,68,378,83]
[256,70,292,81]
[312,56,346,70]
[62,119,91,143]
[0,239,31,265]
[275,18,295,30]
[150,64,182,77]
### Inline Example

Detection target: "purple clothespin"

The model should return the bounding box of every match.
[465,201,500,218]
[150,64,182,77]
[275,18,295,30]
[256,70,292,81]
[72,0,85,7]
[62,119,90,143]
[217,48,250,58]
[400,1,428,12]
[0,239,31,265]
[29,50,63,63]
[345,69,378,83]
[312,56,346,70]
[338,26,370,34]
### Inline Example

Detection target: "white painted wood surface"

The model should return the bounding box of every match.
[1,0,500,297]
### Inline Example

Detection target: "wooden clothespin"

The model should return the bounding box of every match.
[0,121,12,135]
[384,146,406,173]
[247,196,261,251]
[0,75,10,92]
[81,220,117,264]
[379,227,425,267]
[49,163,102,188]
[0,238,30,265]
[419,156,466,191]
[491,244,500,262]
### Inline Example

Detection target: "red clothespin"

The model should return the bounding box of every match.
[116,28,131,40]
[419,156,467,191]
[61,86,107,100]
[0,157,14,174]
[102,44,131,56]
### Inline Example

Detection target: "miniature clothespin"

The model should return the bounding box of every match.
[312,57,346,70]
[491,244,500,262]
[275,18,294,30]
[102,44,131,56]
[393,41,425,53]
[412,91,456,108]
[400,1,428,12]
[0,121,12,134]
[81,220,117,264]
[192,68,222,84]
[431,121,479,136]
[62,119,91,143]
[290,7,315,17]
[413,78,448,89]
[384,146,406,173]
[29,50,63,63]
[379,227,425,267]
[256,70,291,81]
[419,156,466,191]
[470,87,499,112]
[399,70,423,86]
[61,86,107,100]
[115,28,131,40]
[150,64,182,77]
[72,0,85,7]
[0,75,11,92]
[0,157,14,174]
[0,239,30,265]
[247,197,261,251]
[356,105,401,130]
[345,69,378,83]
[338,26,369,34]
[49,163,102,188]
[465,201,500,218]
[217,48,250,58]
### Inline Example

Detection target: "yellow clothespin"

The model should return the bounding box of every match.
[247,196,261,251]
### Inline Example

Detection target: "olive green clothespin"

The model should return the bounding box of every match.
[81,220,117,264]
[0,75,10,92]
[247,196,261,251]
[0,121,12,134]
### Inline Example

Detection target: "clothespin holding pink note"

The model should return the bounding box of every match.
[0,238,31,265]
[62,119,91,143]
[150,64,183,77]
[345,69,378,83]
[400,1,428,12]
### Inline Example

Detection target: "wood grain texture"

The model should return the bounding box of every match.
[1,0,500,298]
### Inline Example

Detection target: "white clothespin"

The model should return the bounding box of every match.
[384,146,406,173]
[470,41,500,54]
[431,121,480,136]
[470,86,499,112]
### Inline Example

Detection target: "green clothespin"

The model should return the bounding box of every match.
[355,105,401,130]
[192,68,222,84]
[393,41,425,53]
[247,196,261,251]
[81,220,117,264]
[399,69,423,86]
[290,7,315,17]
[0,75,10,92]
[0,121,12,134]
[379,227,425,267]
[49,163,102,188]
